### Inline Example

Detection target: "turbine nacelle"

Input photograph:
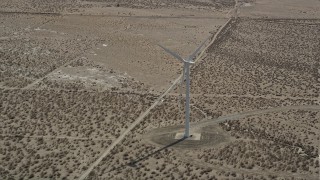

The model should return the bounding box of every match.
[158,36,209,65]
[185,57,195,64]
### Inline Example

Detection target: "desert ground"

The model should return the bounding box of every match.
[0,0,319,179]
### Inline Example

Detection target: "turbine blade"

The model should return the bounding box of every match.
[158,44,186,63]
[182,64,186,82]
[189,36,210,61]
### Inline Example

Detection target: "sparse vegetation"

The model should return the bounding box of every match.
[0,0,319,179]
[192,19,319,98]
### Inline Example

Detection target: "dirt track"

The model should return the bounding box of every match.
[192,105,320,130]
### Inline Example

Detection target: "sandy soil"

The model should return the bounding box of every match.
[1,7,228,91]
[35,11,227,91]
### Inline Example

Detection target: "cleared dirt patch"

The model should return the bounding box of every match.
[146,124,231,149]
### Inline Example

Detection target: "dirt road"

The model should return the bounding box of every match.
[0,134,113,141]
[168,93,320,102]
[78,74,181,180]
[77,8,236,180]
[192,105,320,130]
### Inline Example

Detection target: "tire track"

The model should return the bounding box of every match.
[192,105,320,131]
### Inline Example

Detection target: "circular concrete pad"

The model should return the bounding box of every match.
[145,124,231,149]
[174,132,201,140]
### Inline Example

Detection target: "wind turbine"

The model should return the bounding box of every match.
[159,37,209,138]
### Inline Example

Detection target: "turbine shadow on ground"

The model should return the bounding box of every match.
[128,137,187,167]
[107,137,187,174]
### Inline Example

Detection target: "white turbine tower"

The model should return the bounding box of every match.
[159,37,209,138]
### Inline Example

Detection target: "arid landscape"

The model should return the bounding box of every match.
[0,0,319,179]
